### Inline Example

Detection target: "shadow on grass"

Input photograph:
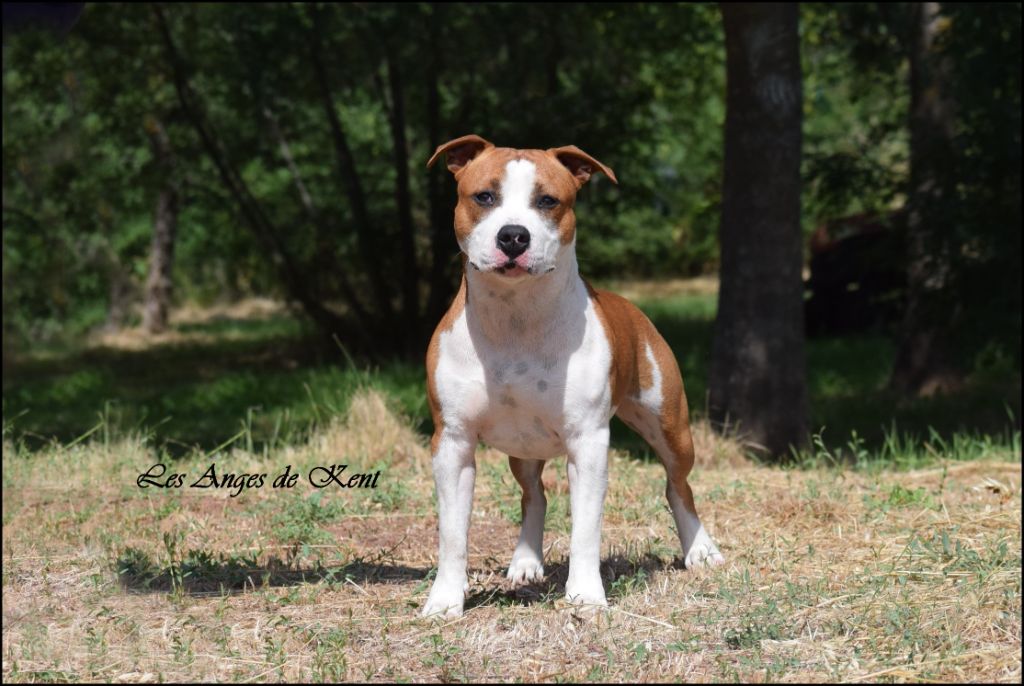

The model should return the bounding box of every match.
[464,553,685,610]
[637,294,1020,455]
[115,546,430,595]
[116,544,688,616]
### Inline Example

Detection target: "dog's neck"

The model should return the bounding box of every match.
[464,249,584,345]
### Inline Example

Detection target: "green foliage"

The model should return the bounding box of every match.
[801,4,910,227]
[938,3,1022,368]
[1,4,1019,412]
[3,4,183,339]
[821,3,1022,371]
[1,3,909,347]
[0,4,713,345]
[268,491,344,564]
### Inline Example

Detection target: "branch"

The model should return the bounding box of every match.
[262,103,374,329]
[152,4,353,344]
[305,4,395,320]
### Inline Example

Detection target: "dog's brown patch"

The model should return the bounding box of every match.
[587,283,698,502]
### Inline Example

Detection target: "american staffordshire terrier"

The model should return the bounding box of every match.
[421,135,724,617]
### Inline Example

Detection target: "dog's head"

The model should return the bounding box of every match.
[428,135,616,280]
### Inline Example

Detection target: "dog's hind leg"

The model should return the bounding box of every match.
[506,456,547,585]
[615,338,724,569]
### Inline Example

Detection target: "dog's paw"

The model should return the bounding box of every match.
[421,583,465,618]
[506,556,544,586]
[684,542,725,569]
[564,578,607,608]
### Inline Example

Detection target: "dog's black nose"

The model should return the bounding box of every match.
[496,224,530,258]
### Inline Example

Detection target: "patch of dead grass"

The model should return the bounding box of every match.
[2,390,1021,683]
[310,390,431,467]
[85,297,292,352]
[603,275,720,301]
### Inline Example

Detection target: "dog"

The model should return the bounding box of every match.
[421,135,724,617]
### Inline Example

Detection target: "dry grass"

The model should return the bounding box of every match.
[86,298,291,351]
[2,389,1020,682]
[601,274,720,301]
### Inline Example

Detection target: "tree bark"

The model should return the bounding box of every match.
[142,116,178,334]
[104,260,135,332]
[889,2,960,396]
[709,2,808,458]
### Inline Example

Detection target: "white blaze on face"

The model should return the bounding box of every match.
[501,159,536,219]
[463,159,562,274]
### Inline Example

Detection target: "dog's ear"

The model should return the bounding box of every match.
[548,145,618,186]
[427,134,494,175]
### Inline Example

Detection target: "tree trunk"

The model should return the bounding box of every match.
[709,2,808,458]
[104,261,135,332]
[142,116,178,334]
[889,2,960,396]
[262,104,375,338]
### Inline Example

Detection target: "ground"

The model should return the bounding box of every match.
[3,282,1021,682]
[2,389,1020,682]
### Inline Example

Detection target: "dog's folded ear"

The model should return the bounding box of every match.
[548,145,618,186]
[427,134,494,175]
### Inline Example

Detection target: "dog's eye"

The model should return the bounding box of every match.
[537,195,559,209]
[473,191,495,207]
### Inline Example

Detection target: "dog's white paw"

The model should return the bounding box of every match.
[684,542,725,569]
[506,556,544,586]
[421,581,465,618]
[565,578,607,607]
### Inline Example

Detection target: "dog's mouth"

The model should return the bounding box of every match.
[469,259,537,277]
[496,260,529,277]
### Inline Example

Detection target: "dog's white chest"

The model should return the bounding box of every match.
[478,354,567,458]
[433,281,613,460]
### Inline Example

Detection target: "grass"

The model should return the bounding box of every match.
[2,279,1021,681]
[3,299,428,452]
[4,282,1020,458]
[2,388,1020,682]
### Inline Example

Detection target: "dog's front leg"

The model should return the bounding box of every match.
[422,431,477,618]
[564,427,609,607]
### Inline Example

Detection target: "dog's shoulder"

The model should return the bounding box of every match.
[582,280,662,404]
[582,280,657,344]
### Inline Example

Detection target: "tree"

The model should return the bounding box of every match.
[141,116,178,334]
[826,3,1021,394]
[709,3,808,458]
[888,2,1022,394]
[1,5,737,357]
[889,2,959,394]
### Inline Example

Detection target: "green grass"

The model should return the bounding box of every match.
[0,381,1020,682]
[3,288,1020,460]
[3,313,428,452]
